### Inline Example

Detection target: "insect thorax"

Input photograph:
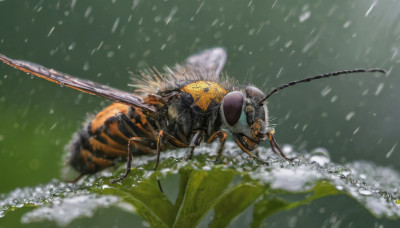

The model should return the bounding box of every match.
[158,81,227,141]
[180,81,227,112]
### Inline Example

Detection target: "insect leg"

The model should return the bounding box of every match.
[109,137,154,184]
[155,130,189,193]
[155,130,189,170]
[234,137,269,165]
[184,131,205,160]
[267,131,295,161]
[207,130,227,162]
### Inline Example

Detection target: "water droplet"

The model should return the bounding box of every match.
[284,40,292,48]
[365,1,377,17]
[83,61,90,71]
[340,167,351,177]
[84,6,92,18]
[336,185,344,190]
[68,42,76,50]
[70,0,77,9]
[107,51,114,58]
[165,6,178,25]
[321,86,331,97]
[374,83,384,96]
[391,48,398,61]
[343,20,352,28]
[47,26,55,37]
[299,11,311,22]
[385,143,398,158]
[358,188,373,196]
[330,95,338,103]
[309,148,330,166]
[345,112,355,121]
[111,17,120,33]
[102,185,111,189]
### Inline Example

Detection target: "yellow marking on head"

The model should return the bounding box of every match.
[181,81,227,111]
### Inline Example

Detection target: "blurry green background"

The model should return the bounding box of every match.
[0,0,399,227]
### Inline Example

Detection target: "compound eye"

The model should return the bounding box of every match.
[223,92,243,126]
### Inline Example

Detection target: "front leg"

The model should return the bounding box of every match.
[267,131,295,162]
[233,135,269,165]
[207,130,227,163]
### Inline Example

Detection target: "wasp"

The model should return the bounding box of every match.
[0,48,386,187]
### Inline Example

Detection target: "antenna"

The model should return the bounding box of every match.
[260,68,387,104]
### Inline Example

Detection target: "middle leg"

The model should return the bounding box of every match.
[109,137,154,184]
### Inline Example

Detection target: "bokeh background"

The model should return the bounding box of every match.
[0,0,399,227]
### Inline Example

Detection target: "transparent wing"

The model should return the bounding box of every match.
[185,47,227,77]
[0,53,156,113]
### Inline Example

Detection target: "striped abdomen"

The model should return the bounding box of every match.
[68,103,158,175]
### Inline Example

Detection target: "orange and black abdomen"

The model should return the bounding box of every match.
[68,103,157,174]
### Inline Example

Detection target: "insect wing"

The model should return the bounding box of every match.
[0,53,156,112]
[185,47,227,77]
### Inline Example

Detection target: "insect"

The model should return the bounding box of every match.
[0,48,386,187]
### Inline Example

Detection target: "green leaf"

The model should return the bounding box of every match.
[172,168,235,228]
[252,196,290,228]
[210,183,264,228]
[174,168,192,210]
[251,181,341,227]
[1,147,399,227]
[95,176,176,227]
